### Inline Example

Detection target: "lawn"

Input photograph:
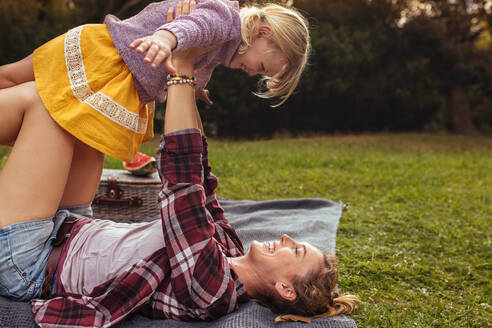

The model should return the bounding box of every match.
[1,133,491,327]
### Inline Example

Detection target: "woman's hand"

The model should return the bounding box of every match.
[172,0,196,18]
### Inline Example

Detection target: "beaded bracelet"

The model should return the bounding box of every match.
[166,73,196,87]
[167,73,195,81]
[166,77,196,86]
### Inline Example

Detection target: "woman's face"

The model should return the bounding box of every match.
[248,234,324,284]
[229,37,287,78]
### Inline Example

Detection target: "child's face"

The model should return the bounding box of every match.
[229,37,287,78]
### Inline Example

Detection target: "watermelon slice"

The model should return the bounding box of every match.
[123,152,157,176]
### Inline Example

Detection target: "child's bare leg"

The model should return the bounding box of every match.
[59,139,104,208]
[0,82,75,228]
[0,54,35,89]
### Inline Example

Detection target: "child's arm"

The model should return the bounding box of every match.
[130,0,239,72]
[159,0,241,51]
[129,3,191,73]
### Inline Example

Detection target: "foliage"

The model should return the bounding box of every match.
[0,0,153,63]
[0,0,491,137]
[203,0,444,136]
[400,0,492,135]
[0,0,76,62]
[68,0,154,23]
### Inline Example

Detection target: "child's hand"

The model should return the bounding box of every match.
[130,31,177,73]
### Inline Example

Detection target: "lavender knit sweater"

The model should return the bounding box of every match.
[105,0,242,103]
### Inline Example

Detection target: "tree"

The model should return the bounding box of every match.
[2,0,489,137]
[0,0,153,65]
[69,0,154,23]
[400,0,492,136]
[202,0,443,137]
[0,0,78,63]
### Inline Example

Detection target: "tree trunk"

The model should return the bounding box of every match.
[445,86,482,137]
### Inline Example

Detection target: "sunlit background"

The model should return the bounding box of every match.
[1,0,491,138]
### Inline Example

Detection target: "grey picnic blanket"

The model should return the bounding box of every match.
[0,198,356,328]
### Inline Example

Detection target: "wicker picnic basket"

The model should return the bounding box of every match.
[92,169,161,222]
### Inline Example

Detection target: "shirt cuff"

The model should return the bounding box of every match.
[161,129,204,186]
[163,129,203,154]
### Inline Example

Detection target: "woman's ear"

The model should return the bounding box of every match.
[257,24,273,39]
[274,281,297,301]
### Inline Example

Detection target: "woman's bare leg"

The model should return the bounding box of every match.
[0,55,36,145]
[0,82,75,227]
[0,54,35,90]
[0,82,35,146]
[59,139,104,208]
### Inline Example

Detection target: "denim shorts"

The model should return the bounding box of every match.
[0,204,92,301]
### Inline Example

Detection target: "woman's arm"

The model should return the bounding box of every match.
[155,49,246,320]
[164,55,199,134]
[167,46,231,232]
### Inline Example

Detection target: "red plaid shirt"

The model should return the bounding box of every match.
[31,129,248,327]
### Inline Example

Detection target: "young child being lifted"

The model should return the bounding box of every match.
[0,0,310,224]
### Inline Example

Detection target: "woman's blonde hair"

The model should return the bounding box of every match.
[239,3,311,106]
[253,253,360,318]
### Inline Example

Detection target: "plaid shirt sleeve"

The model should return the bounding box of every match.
[153,129,246,321]
[160,0,241,51]
[201,135,244,257]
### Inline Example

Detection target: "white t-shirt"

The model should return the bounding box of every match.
[60,219,164,295]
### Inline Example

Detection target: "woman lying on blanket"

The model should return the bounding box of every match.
[0,32,358,328]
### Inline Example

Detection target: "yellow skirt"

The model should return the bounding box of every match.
[33,24,154,162]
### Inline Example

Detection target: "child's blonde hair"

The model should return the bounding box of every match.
[239,3,311,107]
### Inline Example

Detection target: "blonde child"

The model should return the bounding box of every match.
[0,0,310,225]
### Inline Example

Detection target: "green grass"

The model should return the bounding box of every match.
[1,133,491,327]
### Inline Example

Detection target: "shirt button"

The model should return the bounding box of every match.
[22,272,27,277]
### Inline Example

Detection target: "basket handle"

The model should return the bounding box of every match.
[93,178,143,207]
